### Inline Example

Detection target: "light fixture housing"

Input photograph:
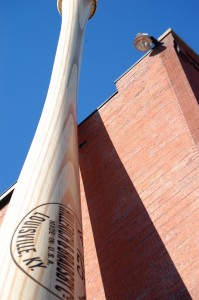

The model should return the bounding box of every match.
[133,33,154,52]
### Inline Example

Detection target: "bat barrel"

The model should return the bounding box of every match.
[0,0,96,299]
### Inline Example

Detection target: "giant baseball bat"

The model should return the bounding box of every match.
[0,0,97,299]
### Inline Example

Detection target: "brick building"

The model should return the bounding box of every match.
[1,29,199,299]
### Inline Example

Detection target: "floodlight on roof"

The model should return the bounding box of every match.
[133,33,159,52]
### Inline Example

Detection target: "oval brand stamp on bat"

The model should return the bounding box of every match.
[10,203,85,300]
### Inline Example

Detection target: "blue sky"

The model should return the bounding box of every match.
[0,0,199,195]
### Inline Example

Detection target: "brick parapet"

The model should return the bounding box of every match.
[159,31,199,149]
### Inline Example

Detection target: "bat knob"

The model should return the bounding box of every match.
[89,0,97,19]
[57,0,97,19]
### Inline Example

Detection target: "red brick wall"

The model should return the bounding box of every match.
[79,31,199,299]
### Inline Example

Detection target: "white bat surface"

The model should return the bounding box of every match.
[0,0,96,299]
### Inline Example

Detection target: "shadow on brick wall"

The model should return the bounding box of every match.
[79,112,191,299]
[173,32,199,105]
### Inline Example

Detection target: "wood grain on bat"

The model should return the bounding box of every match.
[0,1,96,299]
